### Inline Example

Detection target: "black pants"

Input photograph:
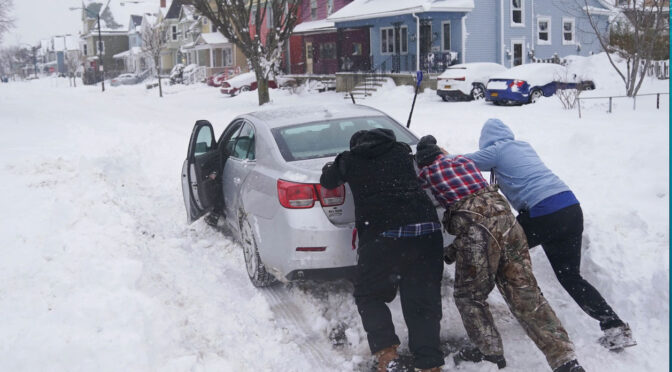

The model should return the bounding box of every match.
[353,231,444,369]
[517,204,624,330]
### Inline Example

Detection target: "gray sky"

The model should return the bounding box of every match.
[4,0,84,46]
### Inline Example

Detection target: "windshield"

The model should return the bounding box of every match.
[272,116,417,162]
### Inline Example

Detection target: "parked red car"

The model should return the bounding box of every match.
[207,72,228,87]
[219,72,278,96]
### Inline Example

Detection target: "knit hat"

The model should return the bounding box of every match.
[415,135,443,167]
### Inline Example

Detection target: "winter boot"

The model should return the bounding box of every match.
[375,345,400,372]
[599,323,637,350]
[414,368,440,372]
[553,359,585,372]
[204,212,220,227]
[453,346,506,369]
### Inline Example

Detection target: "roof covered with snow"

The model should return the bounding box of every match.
[199,32,229,45]
[293,19,336,34]
[85,0,159,32]
[328,0,475,22]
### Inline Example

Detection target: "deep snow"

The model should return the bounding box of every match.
[0,56,668,371]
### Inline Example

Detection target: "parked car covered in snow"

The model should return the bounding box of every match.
[485,63,595,105]
[219,72,278,96]
[181,105,421,286]
[437,63,507,101]
[110,73,141,87]
[207,72,228,87]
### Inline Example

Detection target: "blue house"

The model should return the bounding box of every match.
[328,0,614,72]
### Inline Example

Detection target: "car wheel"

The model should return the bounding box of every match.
[470,84,486,100]
[239,85,251,93]
[441,95,450,102]
[529,89,543,103]
[240,215,277,287]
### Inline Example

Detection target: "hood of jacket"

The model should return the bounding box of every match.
[350,128,397,158]
[479,118,515,149]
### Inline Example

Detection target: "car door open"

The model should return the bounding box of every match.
[181,120,220,223]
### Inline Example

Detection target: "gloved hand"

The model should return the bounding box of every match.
[322,161,334,173]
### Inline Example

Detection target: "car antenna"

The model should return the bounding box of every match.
[407,70,423,128]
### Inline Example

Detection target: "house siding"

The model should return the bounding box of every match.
[336,12,466,72]
[464,0,500,63]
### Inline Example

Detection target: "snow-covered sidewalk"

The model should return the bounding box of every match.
[0,69,667,371]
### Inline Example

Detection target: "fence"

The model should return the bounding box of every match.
[183,66,207,85]
[576,92,669,118]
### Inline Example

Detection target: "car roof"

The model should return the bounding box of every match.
[244,104,389,129]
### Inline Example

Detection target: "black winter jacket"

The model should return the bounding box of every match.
[320,129,439,242]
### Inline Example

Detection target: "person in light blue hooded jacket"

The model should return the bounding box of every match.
[465,118,636,351]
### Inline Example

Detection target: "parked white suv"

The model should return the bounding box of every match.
[437,63,507,101]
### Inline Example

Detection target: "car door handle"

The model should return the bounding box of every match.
[233,177,241,185]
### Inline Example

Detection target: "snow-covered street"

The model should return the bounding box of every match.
[0,64,668,371]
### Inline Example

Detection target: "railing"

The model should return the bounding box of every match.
[576,92,669,118]
[183,66,207,85]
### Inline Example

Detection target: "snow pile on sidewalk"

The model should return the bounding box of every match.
[0,51,667,372]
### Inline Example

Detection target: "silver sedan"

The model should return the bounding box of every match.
[181,104,421,286]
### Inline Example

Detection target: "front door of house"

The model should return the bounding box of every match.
[306,42,314,74]
[512,41,524,67]
[420,22,432,70]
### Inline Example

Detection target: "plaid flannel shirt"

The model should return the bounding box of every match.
[380,222,442,238]
[418,154,489,208]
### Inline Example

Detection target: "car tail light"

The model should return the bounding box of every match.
[278,180,316,208]
[277,180,346,209]
[508,80,525,88]
[316,184,345,207]
[451,77,466,81]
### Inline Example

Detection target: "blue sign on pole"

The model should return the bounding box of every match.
[416,70,423,87]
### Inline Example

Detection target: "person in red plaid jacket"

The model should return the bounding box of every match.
[415,135,584,372]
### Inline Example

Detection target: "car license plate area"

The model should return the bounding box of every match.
[491,92,499,97]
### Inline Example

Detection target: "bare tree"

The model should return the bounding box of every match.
[141,21,166,98]
[183,0,301,105]
[0,0,13,44]
[578,0,668,96]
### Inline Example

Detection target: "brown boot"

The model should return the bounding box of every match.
[375,345,400,372]
[415,368,441,372]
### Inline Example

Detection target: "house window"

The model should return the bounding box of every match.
[537,17,551,44]
[562,18,575,44]
[352,43,362,56]
[327,0,334,15]
[171,25,178,41]
[83,44,88,56]
[381,27,394,54]
[400,26,408,54]
[511,0,523,26]
[96,40,105,55]
[442,21,451,51]
[320,42,336,59]
[310,0,317,20]
[223,47,233,66]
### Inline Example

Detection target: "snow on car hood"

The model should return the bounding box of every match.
[225,72,257,87]
[490,64,580,86]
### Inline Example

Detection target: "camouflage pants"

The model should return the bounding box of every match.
[445,186,576,370]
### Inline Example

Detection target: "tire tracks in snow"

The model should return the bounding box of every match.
[263,285,343,371]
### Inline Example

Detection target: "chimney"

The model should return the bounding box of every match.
[161,0,166,8]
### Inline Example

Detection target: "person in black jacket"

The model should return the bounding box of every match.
[321,129,444,372]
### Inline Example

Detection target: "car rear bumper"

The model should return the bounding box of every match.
[437,89,471,101]
[253,207,358,282]
[285,265,357,281]
[485,90,528,104]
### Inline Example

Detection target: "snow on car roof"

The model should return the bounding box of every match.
[225,72,257,86]
[490,63,578,85]
[246,104,387,129]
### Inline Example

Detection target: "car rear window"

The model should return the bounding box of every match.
[271,116,417,162]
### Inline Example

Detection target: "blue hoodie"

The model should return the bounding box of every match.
[464,119,577,213]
